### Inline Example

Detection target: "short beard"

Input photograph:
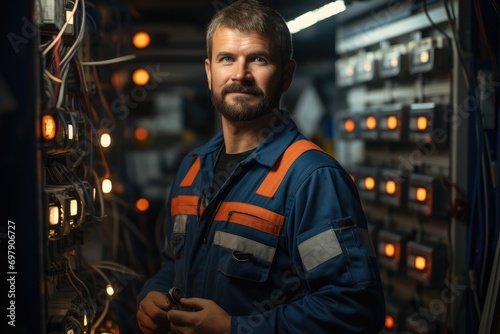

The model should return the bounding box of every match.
[211,82,282,122]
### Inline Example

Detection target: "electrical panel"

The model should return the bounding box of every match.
[29,0,151,332]
[377,229,409,273]
[406,241,447,287]
[333,1,470,333]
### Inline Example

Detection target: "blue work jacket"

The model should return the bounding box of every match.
[138,110,385,333]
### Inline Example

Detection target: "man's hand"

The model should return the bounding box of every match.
[167,297,231,334]
[137,291,173,334]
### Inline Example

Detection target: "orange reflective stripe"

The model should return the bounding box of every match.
[171,195,199,216]
[214,202,285,236]
[180,156,200,187]
[256,139,324,198]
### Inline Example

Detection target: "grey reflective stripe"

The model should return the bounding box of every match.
[358,228,376,257]
[298,229,342,271]
[213,231,276,263]
[173,214,188,234]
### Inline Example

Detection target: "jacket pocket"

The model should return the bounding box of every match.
[297,217,376,288]
[214,211,282,282]
[216,234,273,282]
[214,207,282,282]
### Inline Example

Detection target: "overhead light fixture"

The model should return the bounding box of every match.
[287,1,346,34]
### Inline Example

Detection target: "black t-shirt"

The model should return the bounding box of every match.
[212,146,254,194]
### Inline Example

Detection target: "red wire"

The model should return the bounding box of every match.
[53,35,63,104]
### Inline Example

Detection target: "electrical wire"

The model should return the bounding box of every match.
[56,64,71,109]
[89,261,143,278]
[82,113,111,179]
[479,132,490,299]
[111,192,120,260]
[423,2,495,331]
[81,54,136,66]
[44,70,63,83]
[60,0,87,67]
[88,262,113,288]
[71,57,95,128]
[55,109,70,149]
[112,195,155,251]
[92,169,105,219]
[67,316,85,333]
[91,64,116,126]
[41,0,79,56]
[44,74,55,102]
[461,1,498,328]
[90,297,109,334]
[83,10,97,32]
[53,34,63,98]
[471,0,498,83]
[64,255,86,305]
[87,263,113,334]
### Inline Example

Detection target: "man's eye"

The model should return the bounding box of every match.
[254,57,267,63]
[221,56,233,62]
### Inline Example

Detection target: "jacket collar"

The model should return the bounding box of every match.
[190,109,302,168]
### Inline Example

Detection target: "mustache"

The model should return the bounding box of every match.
[221,83,264,97]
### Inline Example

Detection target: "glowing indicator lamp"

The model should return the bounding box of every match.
[100,133,111,148]
[102,179,112,194]
[111,71,123,89]
[417,116,428,130]
[385,314,395,329]
[48,205,60,225]
[132,31,151,49]
[414,255,427,270]
[386,116,398,130]
[385,180,397,195]
[419,50,430,64]
[132,68,150,86]
[135,127,149,141]
[384,243,396,257]
[366,116,377,130]
[416,187,427,202]
[364,177,375,190]
[135,198,150,212]
[69,199,78,216]
[67,124,74,140]
[106,284,115,296]
[344,119,355,133]
[42,115,56,140]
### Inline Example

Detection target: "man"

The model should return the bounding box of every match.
[137,0,385,333]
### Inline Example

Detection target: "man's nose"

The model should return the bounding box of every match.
[231,60,253,82]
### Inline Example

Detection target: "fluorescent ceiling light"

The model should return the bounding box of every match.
[287,1,346,34]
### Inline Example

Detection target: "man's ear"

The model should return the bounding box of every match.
[281,59,296,93]
[205,58,212,91]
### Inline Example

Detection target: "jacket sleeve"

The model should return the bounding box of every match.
[231,164,386,333]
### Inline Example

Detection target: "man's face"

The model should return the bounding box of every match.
[205,27,295,122]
